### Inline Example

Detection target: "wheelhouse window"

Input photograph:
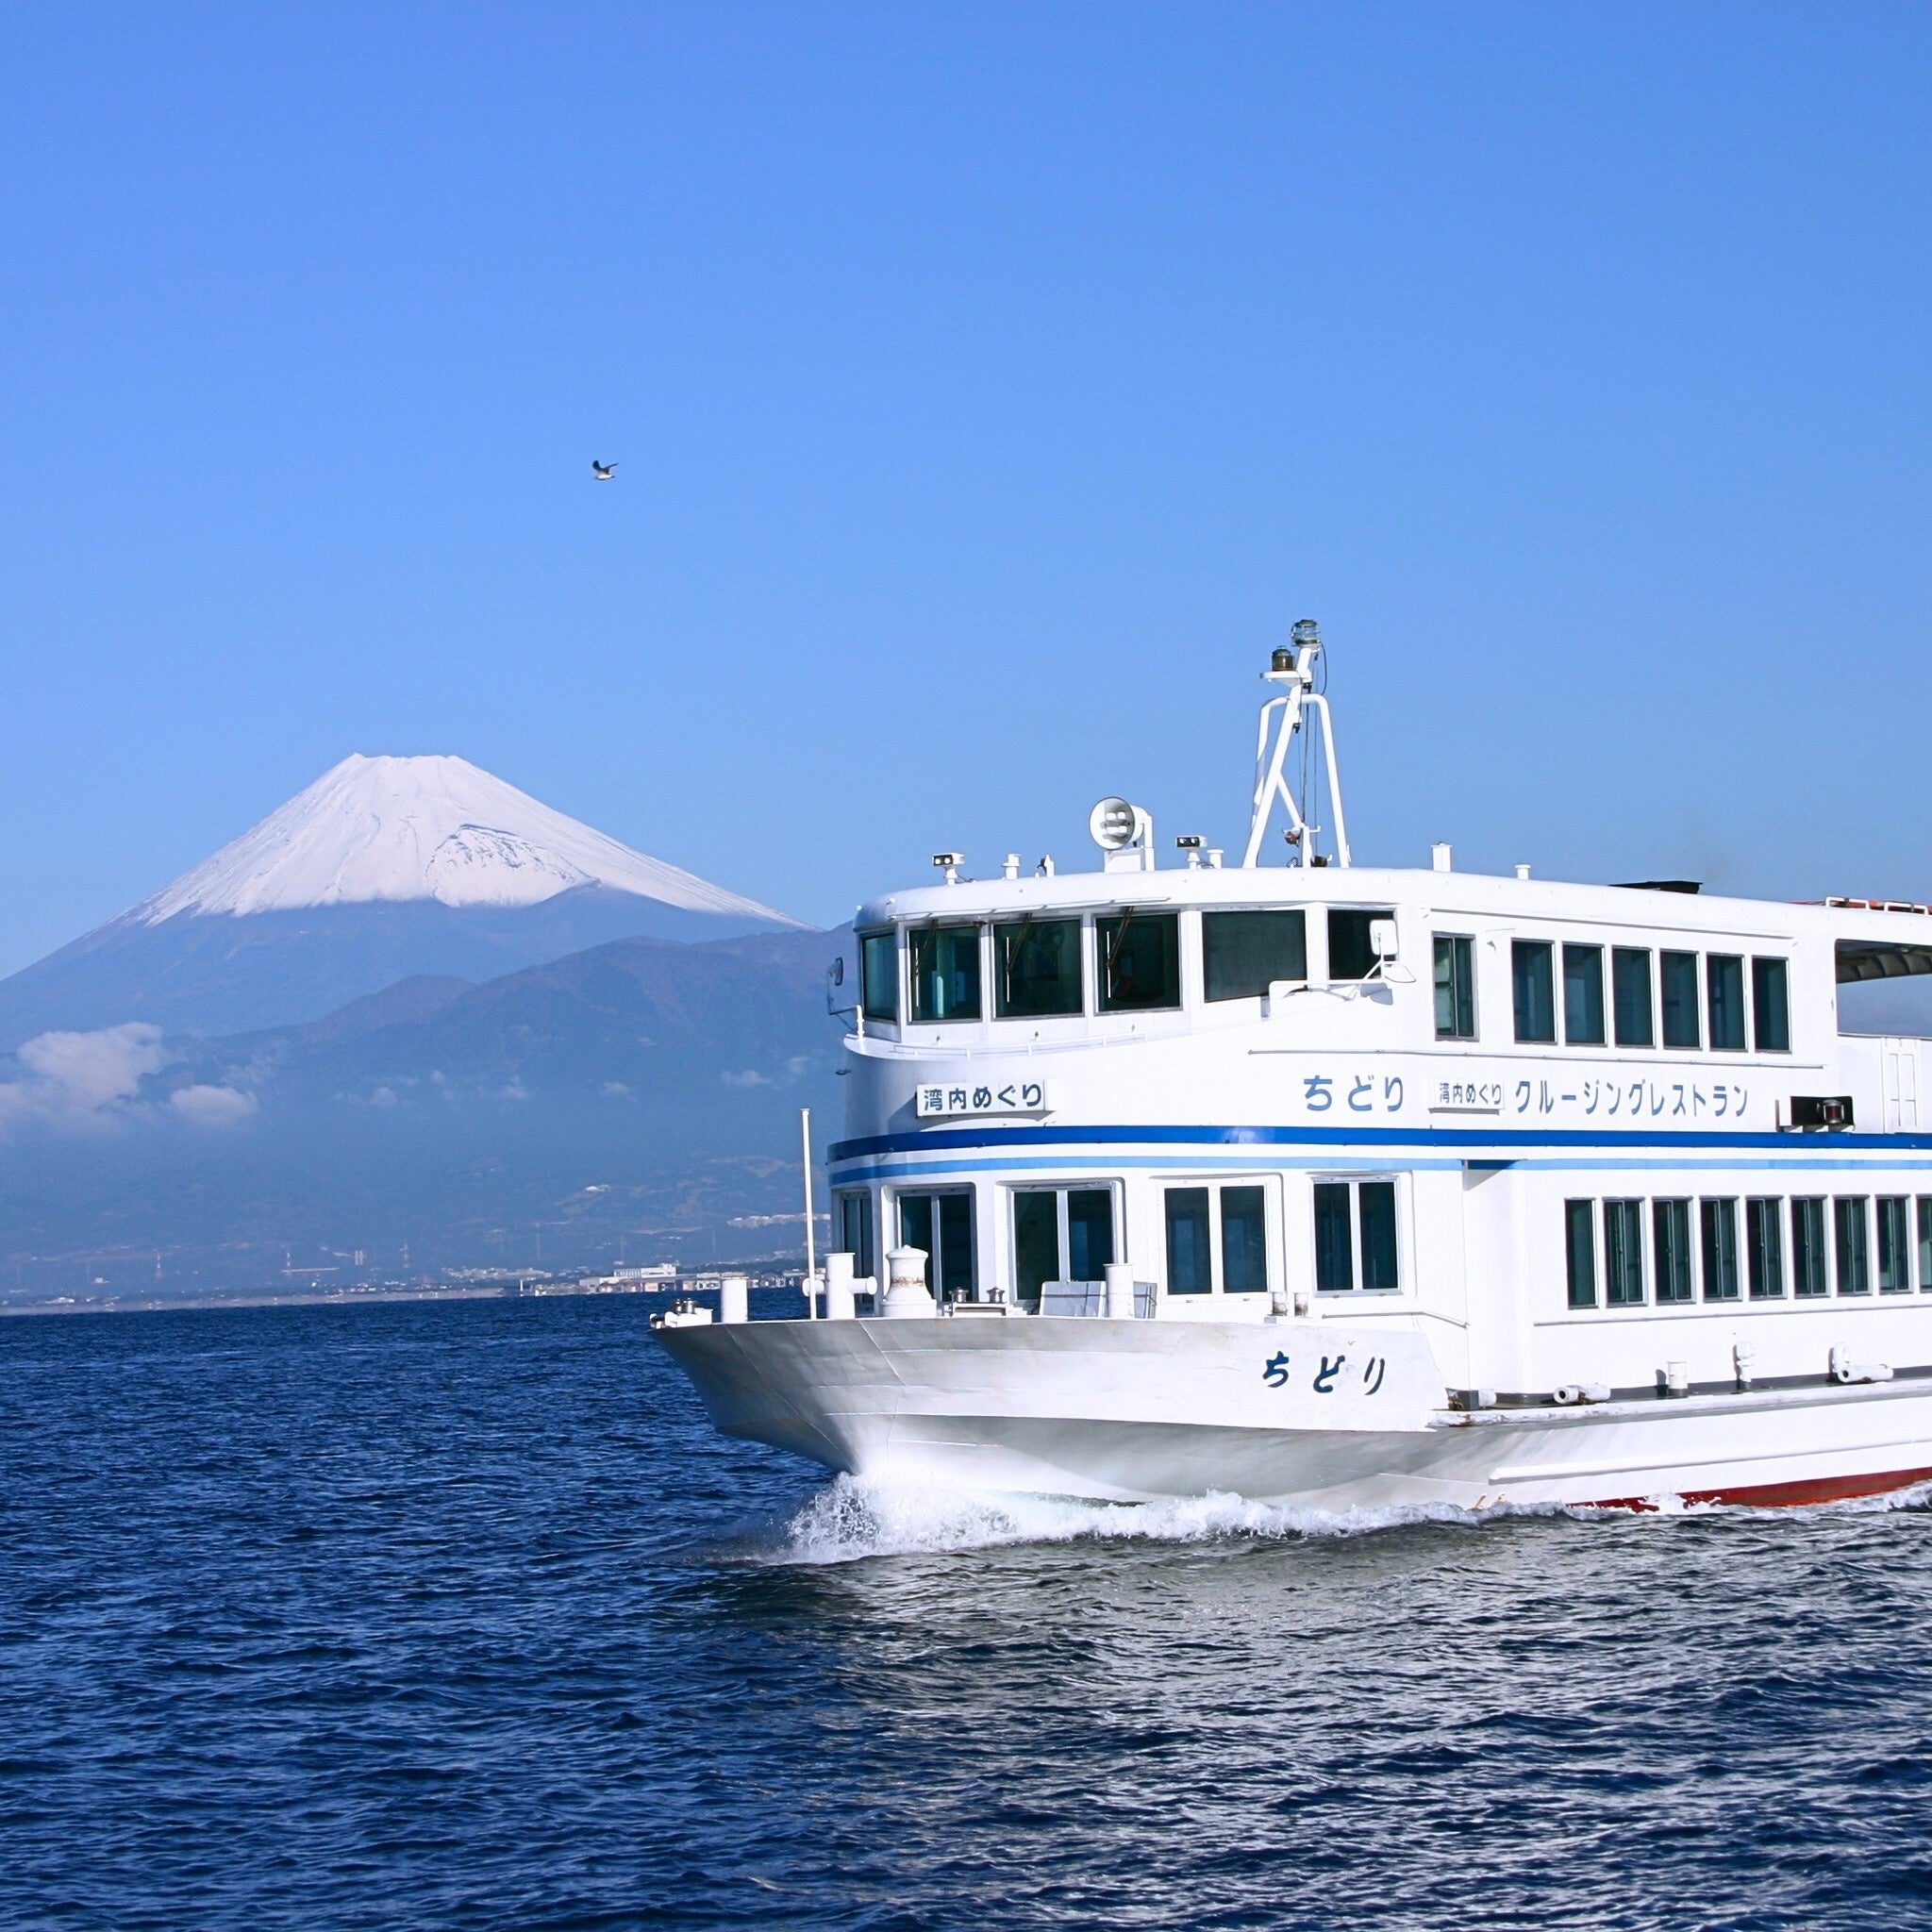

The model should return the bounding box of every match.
[909,924,982,1022]
[1565,1201,1597,1309]
[1920,1198,1932,1291]
[994,918,1083,1018]
[898,1190,975,1301]
[1707,955,1745,1051]
[1328,908,1395,982]
[1163,1183,1271,1295]
[1613,948,1654,1047]
[834,1190,875,1281]
[859,930,899,1024]
[1563,944,1605,1046]
[1700,1198,1740,1302]
[1512,941,1556,1044]
[1605,1199,1645,1305]
[1746,1198,1784,1299]
[1653,1199,1693,1305]
[1313,1179,1399,1292]
[1752,958,1790,1053]
[1013,1186,1115,1307]
[1434,935,1475,1040]
[1834,1197,1871,1295]
[1878,1197,1911,1293]
[1096,911,1180,1013]
[1791,1198,1828,1297]
[1204,909,1307,1002]
[1661,951,1701,1050]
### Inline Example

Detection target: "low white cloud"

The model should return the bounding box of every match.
[721,1070,770,1088]
[0,1024,255,1138]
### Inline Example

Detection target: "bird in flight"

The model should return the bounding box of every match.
[591,459,618,480]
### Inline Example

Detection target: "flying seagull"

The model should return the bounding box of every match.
[591,459,617,480]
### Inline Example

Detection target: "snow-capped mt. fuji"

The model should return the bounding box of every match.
[0,755,806,1043]
[136,754,791,922]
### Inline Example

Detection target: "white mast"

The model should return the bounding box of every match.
[1241,618,1351,870]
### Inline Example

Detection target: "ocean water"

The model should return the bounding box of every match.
[4,1296,1931,1932]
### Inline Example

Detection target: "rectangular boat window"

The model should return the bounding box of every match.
[908,924,983,1023]
[993,917,1083,1018]
[1565,1200,1597,1309]
[1563,944,1606,1046]
[1700,1199,1740,1302]
[1328,908,1395,982]
[834,1190,875,1281]
[1878,1197,1911,1293]
[1661,952,1701,1050]
[1434,935,1476,1040]
[1313,1179,1400,1292]
[860,930,899,1024]
[1653,1199,1693,1305]
[1612,948,1655,1047]
[1165,1188,1213,1294]
[1204,909,1307,1002]
[1791,1197,1828,1297]
[1920,1198,1932,1291]
[1013,1186,1115,1305]
[1512,941,1556,1044]
[1096,911,1180,1013]
[1834,1197,1871,1295]
[1752,958,1791,1053]
[1222,1187,1269,1293]
[1605,1199,1645,1305]
[1707,955,1745,1052]
[898,1190,975,1301]
[1745,1199,1784,1299]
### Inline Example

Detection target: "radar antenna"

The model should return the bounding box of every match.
[1241,619,1351,870]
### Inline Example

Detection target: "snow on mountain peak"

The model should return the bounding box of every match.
[133,755,798,924]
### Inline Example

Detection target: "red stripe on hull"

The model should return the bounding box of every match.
[1591,1464,1932,1512]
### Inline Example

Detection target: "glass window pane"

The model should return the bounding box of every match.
[1328,909,1394,982]
[1014,1191,1059,1302]
[1165,1189,1213,1293]
[1746,1198,1784,1299]
[1878,1197,1910,1292]
[860,931,898,1023]
[1563,945,1606,1045]
[1096,912,1180,1013]
[1221,1187,1268,1293]
[1920,1197,1932,1291]
[1067,1190,1115,1282]
[1752,958,1790,1053]
[994,918,1083,1018]
[1654,1199,1693,1304]
[1661,951,1701,1049]
[836,1191,874,1279]
[1433,934,1475,1039]
[1834,1197,1871,1295]
[1707,955,1745,1051]
[1204,910,1307,1002]
[1313,1182,1354,1291]
[1701,1198,1740,1301]
[1565,1200,1597,1308]
[1612,949,1655,1047]
[937,1193,974,1300]
[1792,1198,1828,1296]
[899,1192,934,1287]
[1512,941,1556,1043]
[1605,1199,1645,1304]
[909,925,982,1022]
[1357,1182,1399,1290]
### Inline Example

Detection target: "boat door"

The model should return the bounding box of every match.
[1883,1039,1922,1130]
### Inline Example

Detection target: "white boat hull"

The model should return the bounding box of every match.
[658,1316,1932,1511]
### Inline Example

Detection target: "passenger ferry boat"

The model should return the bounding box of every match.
[657,625,1932,1510]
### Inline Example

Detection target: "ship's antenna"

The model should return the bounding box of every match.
[1241,619,1351,869]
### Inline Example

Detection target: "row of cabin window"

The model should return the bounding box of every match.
[831,1174,1401,1299]
[1434,938,1790,1053]
[859,907,1390,1024]
[1563,1192,1932,1309]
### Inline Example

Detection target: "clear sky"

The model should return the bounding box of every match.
[2,4,1929,973]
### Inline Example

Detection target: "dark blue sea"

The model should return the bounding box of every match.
[4,1294,1932,1931]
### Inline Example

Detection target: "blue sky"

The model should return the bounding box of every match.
[2,4,1929,972]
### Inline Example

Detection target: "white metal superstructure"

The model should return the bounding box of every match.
[658,627,1932,1510]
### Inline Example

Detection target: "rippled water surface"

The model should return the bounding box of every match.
[4,1295,1932,1931]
